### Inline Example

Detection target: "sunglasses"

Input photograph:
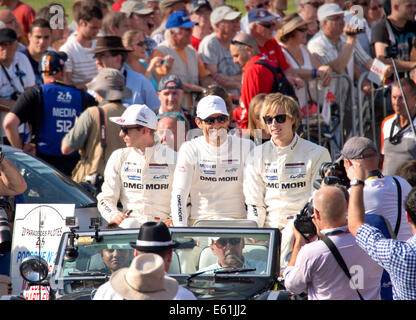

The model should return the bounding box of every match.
[120,126,142,134]
[135,41,147,47]
[157,112,185,122]
[255,1,270,8]
[296,27,308,32]
[306,2,321,8]
[326,15,344,21]
[202,115,228,125]
[263,114,287,124]
[369,4,382,10]
[231,39,252,48]
[357,1,369,6]
[259,23,275,29]
[214,238,242,248]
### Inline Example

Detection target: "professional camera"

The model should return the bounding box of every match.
[385,45,399,59]
[294,200,316,239]
[318,159,350,188]
[0,205,11,253]
[10,91,20,101]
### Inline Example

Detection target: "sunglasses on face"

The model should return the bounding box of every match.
[263,114,287,125]
[357,1,369,6]
[255,1,270,8]
[296,27,308,32]
[306,2,321,8]
[259,23,275,29]
[120,126,142,134]
[202,115,228,125]
[369,4,382,10]
[214,238,242,248]
[135,41,147,47]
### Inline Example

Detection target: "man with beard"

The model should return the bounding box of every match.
[199,237,266,273]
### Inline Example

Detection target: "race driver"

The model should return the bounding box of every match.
[243,93,331,264]
[97,104,176,228]
[171,95,253,226]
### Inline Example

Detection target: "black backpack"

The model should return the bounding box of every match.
[255,60,298,102]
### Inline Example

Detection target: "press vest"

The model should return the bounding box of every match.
[37,83,83,156]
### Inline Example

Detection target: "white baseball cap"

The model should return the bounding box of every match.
[110,104,158,130]
[210,5,241,26]
[317,3,344,22]
[196,95,229,120]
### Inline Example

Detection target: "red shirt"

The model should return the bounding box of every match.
[233,54,276,129]
[12,1,35,35]
[191,35,202,51]
[258,38,290,71]
[111,0,126,11]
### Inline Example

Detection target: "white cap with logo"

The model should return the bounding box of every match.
[196,95,229,120]
[110,104,158,130]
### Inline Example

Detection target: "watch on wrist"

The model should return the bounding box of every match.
[350,178,364,186]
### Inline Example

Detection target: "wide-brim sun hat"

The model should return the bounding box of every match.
[276,13,311,42]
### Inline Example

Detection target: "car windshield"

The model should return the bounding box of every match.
[5,150,96,208]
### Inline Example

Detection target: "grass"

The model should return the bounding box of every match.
[7,0,297,24]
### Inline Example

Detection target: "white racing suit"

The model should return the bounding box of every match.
[171,135,253,226]
[97,140,176,226]
[244,134,331,266]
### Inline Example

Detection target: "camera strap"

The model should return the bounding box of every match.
[1,63,22,95]
[321,235,364,300]
[392,176,402,238]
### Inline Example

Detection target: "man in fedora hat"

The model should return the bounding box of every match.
[3,50,97,176]
[91,35,161,111]
[61,68,132,191]
[93,221,196,300]
[96,104,176,228]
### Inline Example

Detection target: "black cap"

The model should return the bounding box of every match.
[0,28,17,43]
[129,221,179,252]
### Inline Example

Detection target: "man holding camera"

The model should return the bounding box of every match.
[283,185,383,300]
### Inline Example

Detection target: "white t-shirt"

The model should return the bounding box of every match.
[59,34,98,84]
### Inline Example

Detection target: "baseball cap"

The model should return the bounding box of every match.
[87,68,132,101]
[190,0,212,13]
[110,104,158,130]
[158,74,183,91]
[248,8,276,24]
[41,51,68,76]
[210,5,241,26]
[338,136,378,160]
[196,95,229,120]
[317,3,344,22]
[0,28,17,42]
[121,0,153,16]
[166,11,196,29]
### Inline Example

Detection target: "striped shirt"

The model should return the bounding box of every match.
[59,35,98,84]
[356,223,416,300]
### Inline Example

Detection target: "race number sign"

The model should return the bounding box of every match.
[10,204,75,300]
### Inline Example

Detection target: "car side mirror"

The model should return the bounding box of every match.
[19,255,49,285]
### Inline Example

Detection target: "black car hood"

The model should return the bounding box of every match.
[177,277,275,300]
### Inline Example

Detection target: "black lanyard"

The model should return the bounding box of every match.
[1,63,24,92]
[389,115,416,145]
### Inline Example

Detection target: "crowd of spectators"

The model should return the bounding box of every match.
[0,0,415,300]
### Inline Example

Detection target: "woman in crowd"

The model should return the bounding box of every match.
[248,93,270,145]
[277,13,332,116]
[122,30,162,91]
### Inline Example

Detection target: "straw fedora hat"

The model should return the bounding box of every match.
[110,253,179,300]
[276,13,310,42]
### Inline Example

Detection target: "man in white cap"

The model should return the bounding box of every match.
[170,95,253,226]
[96,104,176,228]
[198,5,242,99]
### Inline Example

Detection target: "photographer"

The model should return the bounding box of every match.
[283,185,383,300]
[341,136,413,240]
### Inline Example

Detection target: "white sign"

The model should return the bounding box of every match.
[10,204,75,300]
[367,59,388,85]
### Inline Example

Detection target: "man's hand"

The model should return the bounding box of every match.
[361,79,373,97]
[23,143,36,155]
[110,211,127,225]
[345,159,366,182]
[344,23,359,42]
[317,65,332,87]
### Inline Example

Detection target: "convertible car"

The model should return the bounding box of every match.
[17,222,294,300]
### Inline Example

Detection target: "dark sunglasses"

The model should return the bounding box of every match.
[255,1,270,8]
[157,112,185,122]
[259,23,275,29]
[231,39,252,48]
[296,27,308,32]
[263,114,287,124]
[306,2,321,8]
[202,115,228,125]
[135,41,147,47]
[369,4,382,9]
[357,1,369,6]
[120,126,142,134]
[214,238,241,248]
